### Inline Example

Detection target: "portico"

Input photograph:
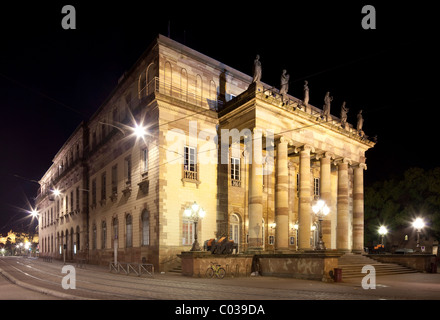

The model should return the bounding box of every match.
[219,80,374,253]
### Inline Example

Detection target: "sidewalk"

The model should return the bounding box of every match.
[2,256,440,300]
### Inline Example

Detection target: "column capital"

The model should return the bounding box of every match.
[294,144,314,154]
[334,158,352,166]
[315,151,335,160]
[352,162,367,170]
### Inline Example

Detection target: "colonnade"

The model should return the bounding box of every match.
[246,131,366,253]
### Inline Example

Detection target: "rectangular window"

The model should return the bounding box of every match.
[184,146,196,172]
[111,165,118,194]
[142,148,148,173]
[124,156,132,185]
[314,177,320,197]
[182,220,195,245]
[92,179,97,206]
[101,172,106,200]
[70,191,74,213]
[76,187,80,211]
[183,146,198,181]
[231,157,240,186]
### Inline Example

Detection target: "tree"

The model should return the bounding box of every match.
[364,167,440,246]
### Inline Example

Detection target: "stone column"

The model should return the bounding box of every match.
[336,158,351,251]
[353,163,367,253]
[298,144,313,250]
[319,152,334,249]
[275,137,289,250]
[248,128,264,251]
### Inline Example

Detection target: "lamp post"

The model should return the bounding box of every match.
[184,201,206,251]
[312,199,330,251]
[412,218,425,252]
[378,225,388,251]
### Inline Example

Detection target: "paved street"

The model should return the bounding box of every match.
[1,256,440,302]
[0,270,60,300]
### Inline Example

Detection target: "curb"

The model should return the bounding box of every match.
[0,266,92,300]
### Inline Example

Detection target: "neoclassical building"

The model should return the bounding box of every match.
[36,35,374,271]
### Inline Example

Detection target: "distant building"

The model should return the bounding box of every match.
[36,35,375,271]
[0,230,38,245]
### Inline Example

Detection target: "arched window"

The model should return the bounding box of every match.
[142,209,150,246]
[229,213,241,253]
[138,71,147,98]
[182,211,195,246]
[164,61,172,96]
[146,63,155,95]
[195,74,202,106]
[92,224,97,250]
[101,220,107,249]
[209,80,217,110]
[180,68,188,101]
[112,217,119,242]
[76,226,80,252]
[126,214,133,248]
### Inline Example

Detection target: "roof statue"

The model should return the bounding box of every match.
[357,110,364,137]
[303,80,309,107]
[252,55,262,83]
[340,101,349,128]
[322,91,333,119]
[280,69,290,103]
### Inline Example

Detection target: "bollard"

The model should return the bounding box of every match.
[333,268,342,282]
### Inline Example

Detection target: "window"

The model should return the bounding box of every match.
[112,218,119,242]
[91,179,97,206]
[142,210,150,246]
[124,156,132,186]
[92,224,97,250]
[183,146,197,181]
[111,165,118,194]
[101,221,107,249]
[142,148,148,173]
[70,191,74,213]
[101,172,106,200]
[75,187,80,211]
[231,157,240,186]
[229,214,240,252]
[92,131,97,149]
[314,177,320,197]
[76,226,80,251]
[182,219,195,245]
[101,122,106,141]
[126,214,132,248]
[184,146,196,172]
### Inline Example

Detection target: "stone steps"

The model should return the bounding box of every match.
[168,265,182,274]
[338,253,418,278]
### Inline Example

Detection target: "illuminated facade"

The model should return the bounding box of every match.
[36,35,374,271]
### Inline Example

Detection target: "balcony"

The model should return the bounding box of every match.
[182,164,200,187]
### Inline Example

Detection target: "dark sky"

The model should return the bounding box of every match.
[0,1,436,232]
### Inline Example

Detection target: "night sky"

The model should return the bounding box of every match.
[0,1,436,233]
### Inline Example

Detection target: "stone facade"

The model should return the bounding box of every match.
[36,35,374,272]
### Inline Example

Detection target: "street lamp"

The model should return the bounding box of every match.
[30,208,39,219]
[184,201,206,251]
[378,225,388,246]
[412,217,425,252]
[312,199,330,251]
